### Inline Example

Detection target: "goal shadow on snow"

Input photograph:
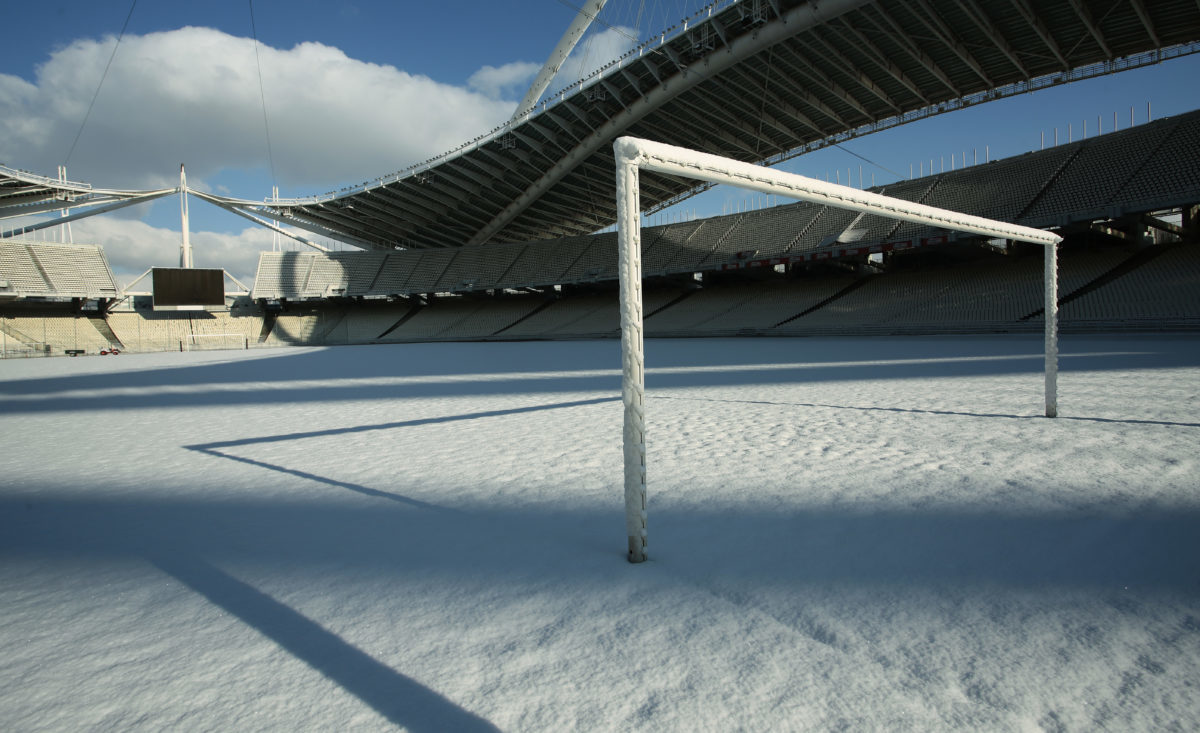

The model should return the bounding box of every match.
[651,394,1200,429]
[184,395,620,510]
[149,552,500,733]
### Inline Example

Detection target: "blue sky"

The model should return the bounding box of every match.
[3,1,1199,283]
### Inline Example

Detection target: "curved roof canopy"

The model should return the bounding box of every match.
[0,164,174,237]
[220,0,1200,251]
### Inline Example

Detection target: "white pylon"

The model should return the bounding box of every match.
[179,164,192,268]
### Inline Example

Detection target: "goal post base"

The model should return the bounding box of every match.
[628,536,646,563]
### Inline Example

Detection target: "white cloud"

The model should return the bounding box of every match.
[0,24,638,287]
[0,27,521,193]
[468,61,540,99]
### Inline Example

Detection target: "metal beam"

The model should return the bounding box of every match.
[1006,0,1071,69]
[1128,0,1162,47]
[544,110,585,144]
[954,0,1031,77]
[783,42,877,118]
[767,52,855,126]
[620,68,645,97]
[0,194,127,220]
[725,65,828,135]
[833,16,930,104]
[526,120,571,155]
[466,0,873,246]
[1064,0,1113,59]
[599,78,625,106]
[1,190,175,236]
[802,30,901,113]
[908,0,995,86]
[867,1,962,96]
[708,73,812,142]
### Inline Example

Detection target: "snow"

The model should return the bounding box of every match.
[2,334,1199,731]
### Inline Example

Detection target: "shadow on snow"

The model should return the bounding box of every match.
[2,334,1198,414]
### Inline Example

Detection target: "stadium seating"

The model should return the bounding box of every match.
[495,239,579,288]
[844,179,938,244]
[788,206,860,252]
[559,234,619,283]
[778,259,1041,334]
[1063,244,1200,324]
[238,111,1200,305]
[1023,120,1178,225]
[377,296,541,340]
[342,306,414,342]
[700,210,790,265]
[0,243,52,293]
[0,315,52,354]
[926,149,1073,224]
[435,243,522,292]
[0,241,118,298]
[658,216,738,273]
[108,312,190,352]
[642,220,707,274]
[265,312,323,344]
[366,252,417,294]
[1112,112,1200,211]
[190,312,264,344]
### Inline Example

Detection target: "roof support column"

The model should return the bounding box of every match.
[511,0,609,122]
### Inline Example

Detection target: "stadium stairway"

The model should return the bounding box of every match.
[375,304,424,339]
[1019,244,1174,321]
[90,317,123,348]
[492,299,556,337]
[773,276,874,328]
[0,319,42,349]
[258,312,277,343]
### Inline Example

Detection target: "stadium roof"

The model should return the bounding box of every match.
[208,0,1200,251]
[0,164,175,238]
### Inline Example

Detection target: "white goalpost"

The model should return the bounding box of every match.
[181,333,250,352]
[614,136,1063,563]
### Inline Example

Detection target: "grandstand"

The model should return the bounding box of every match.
[2,1,1200,356]
[0,242,119,300]
[2,106,1198,356]
[242,109,1199,302]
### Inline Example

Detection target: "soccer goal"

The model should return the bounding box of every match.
[614,136,1063,563]
[181,333,249,351]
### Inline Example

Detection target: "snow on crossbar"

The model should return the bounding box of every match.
[614,136,1064,563]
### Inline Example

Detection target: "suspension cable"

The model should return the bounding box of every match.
[555,0,905,184]
[64,0,138,168]
[249,0,278,191]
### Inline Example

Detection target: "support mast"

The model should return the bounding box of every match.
[57,166,74,244]
[179,164,192,268]
[510,0,608,122]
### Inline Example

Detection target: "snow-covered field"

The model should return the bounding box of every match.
[2,334,1198,731]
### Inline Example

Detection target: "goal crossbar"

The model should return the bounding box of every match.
[614,136,1063,563]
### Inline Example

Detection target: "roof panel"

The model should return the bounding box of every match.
[255,0,1200,250]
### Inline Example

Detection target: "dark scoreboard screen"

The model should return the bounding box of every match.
[151,268,225,307]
